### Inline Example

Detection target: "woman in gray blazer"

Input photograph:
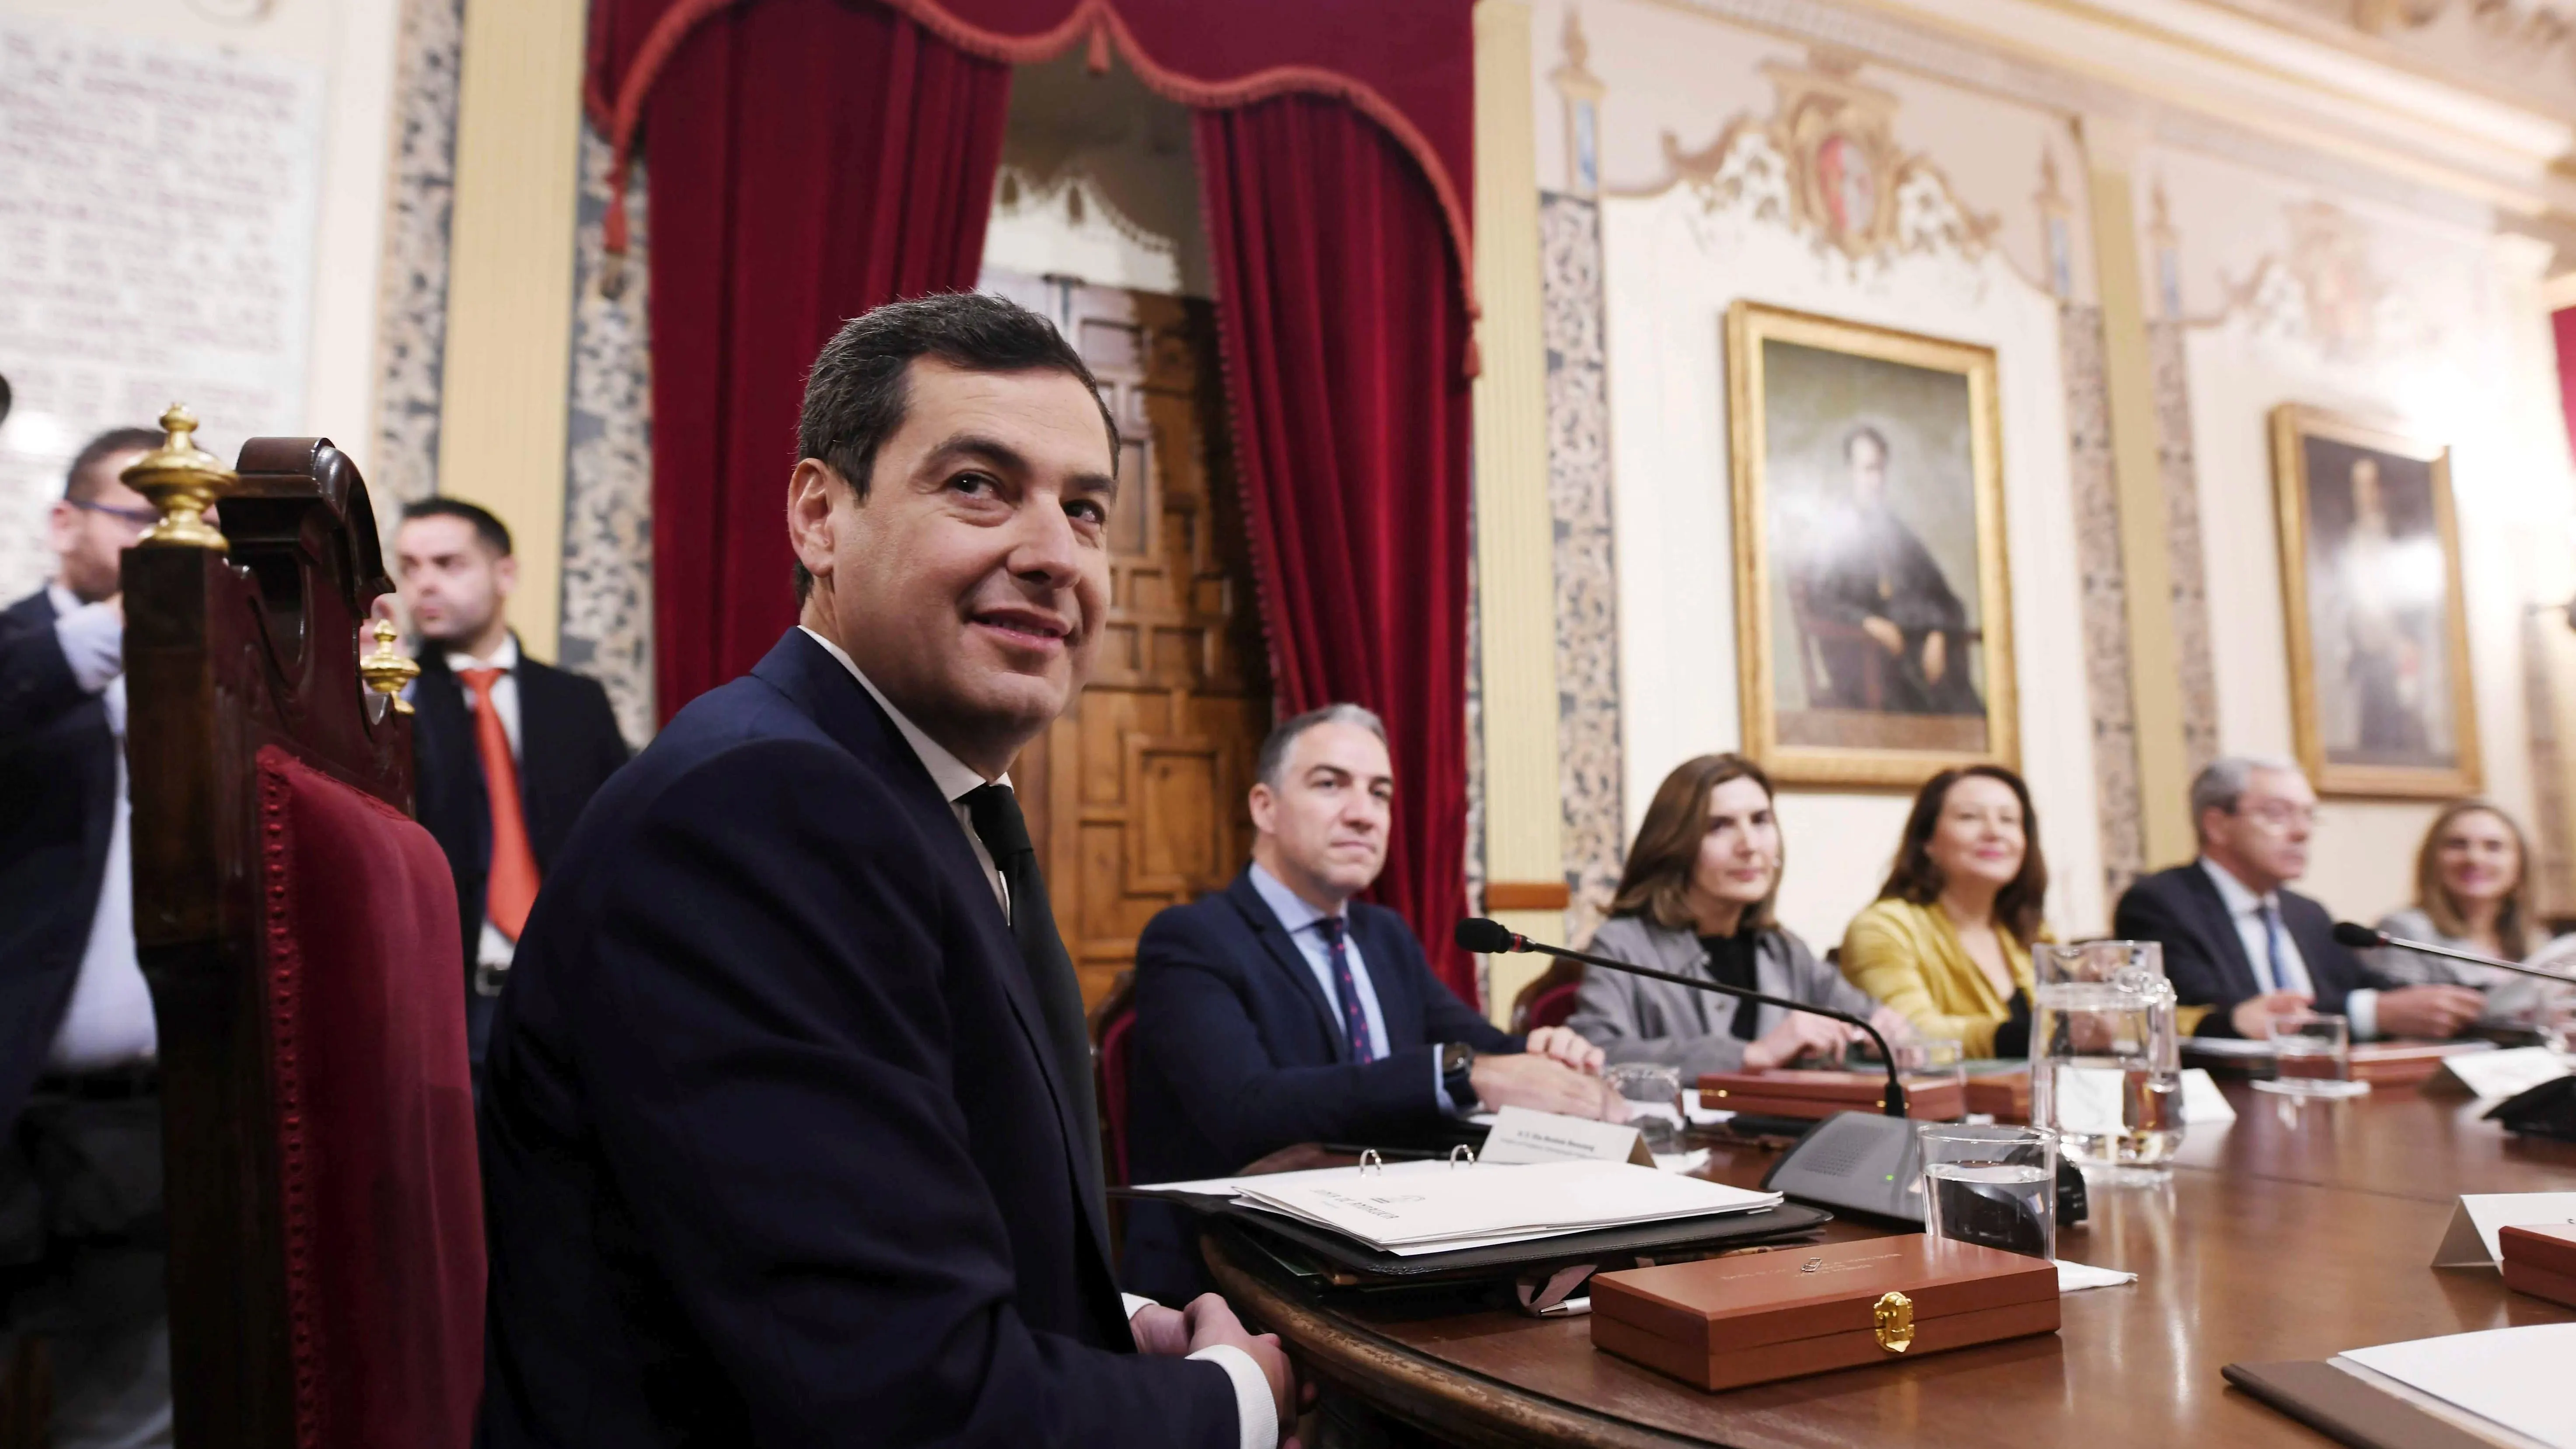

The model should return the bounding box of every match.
[1568,753,1909,1078]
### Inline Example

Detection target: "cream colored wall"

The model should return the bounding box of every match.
[2155,145,2576,925]
[0,0,403,466]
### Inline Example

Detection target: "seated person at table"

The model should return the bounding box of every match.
[2374,799,2555,1030]
[1839,765,2052,1058]
[1568,752,1909,1075]
[1124,704,1615,1301]
[2113,756,2483,1040]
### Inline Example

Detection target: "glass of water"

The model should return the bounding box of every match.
[1918,1123,2056,1261]
[1605,1062,1684,1151]
[2257,1012,2368,1099]
[2030,941,2183,1170]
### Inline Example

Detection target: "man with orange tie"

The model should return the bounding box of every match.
[394,499,631,1069]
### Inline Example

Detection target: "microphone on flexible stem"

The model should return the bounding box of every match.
[2331,922,2576,985]
[1456,917,1907,1117]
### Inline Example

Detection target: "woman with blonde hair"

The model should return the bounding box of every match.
[1567,754,1908,1076]
[1839,764,2051,1057]
[2377,800,2554,1028]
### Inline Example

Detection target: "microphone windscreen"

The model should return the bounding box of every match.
[2331,921,2386,950]
[1455,917,1518,954]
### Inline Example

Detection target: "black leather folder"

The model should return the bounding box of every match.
[2223,1360,2506,1449]
[1195,1198,1833,1288]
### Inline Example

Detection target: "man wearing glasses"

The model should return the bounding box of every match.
[2115,756,2483,1040]
[0,426,178,1448]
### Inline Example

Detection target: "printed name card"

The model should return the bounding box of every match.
[1478,1105,1654,1167]
[2432,1193,2576,1268]
[2440,1047,2570,1102]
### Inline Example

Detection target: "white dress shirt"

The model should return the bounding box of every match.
[45,583,158,1070]
[797,628,1274,1449]
[2200,857,2380,1039]
[447,635,525,971]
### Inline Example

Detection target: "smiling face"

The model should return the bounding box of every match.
[1925,772,2027,895]
[789,357,1116,777]
[1688,773,1781,916]
[1250,720,1394,911]
[2435,807,2521,912]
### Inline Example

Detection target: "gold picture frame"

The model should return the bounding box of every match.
[1727,302,2018,788]
[2270,405,2478,798]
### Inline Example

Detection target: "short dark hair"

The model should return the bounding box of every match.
[1876,764,2050,946]
[65,427,165,503]
[401,496,513,556]
[792,292,1116,604]
[1254,704,1389,790]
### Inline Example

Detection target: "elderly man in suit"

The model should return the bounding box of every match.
[0,425,176,1448]
[1121,704,1616,1302]
[392,498,631,1067]
[476,293,1298,1448]
[2113,756,2483,1040]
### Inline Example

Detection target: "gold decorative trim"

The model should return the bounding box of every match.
[123,405,237,553]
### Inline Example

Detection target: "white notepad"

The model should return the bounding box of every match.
[2341,1323,2576,1448]
[1229,1158,1781,1253]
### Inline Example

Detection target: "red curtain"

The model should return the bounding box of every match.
[1198,96,1475,999]
[644,0,1010,716]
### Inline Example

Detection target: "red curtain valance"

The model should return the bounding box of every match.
[585,0,1479,339]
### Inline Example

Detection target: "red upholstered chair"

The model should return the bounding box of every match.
[122,420,482,1449]
[1509,959,1586,1035]
[1089,971,1138,1188]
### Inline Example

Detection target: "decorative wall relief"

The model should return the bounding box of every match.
[2061,303,2144,900]
[1539,193,1625,946]
[984,165,1186,297]
[371,0,464,511]
[1657,49,2000,269]
[558,128,657,749]
[2150,320,2223,774]
[1550,8,1605,199]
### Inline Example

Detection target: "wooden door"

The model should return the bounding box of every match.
[985,271,1273,1008]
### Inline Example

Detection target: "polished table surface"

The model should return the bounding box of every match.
[1204,1081,2576,1448]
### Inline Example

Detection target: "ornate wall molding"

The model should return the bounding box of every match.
[558,127,657,748]
[2150,319,2222,776]
[371,0,464,511]
[2062,302,2145,901]
[984,164,1187,296]
[1540,192,1626,946]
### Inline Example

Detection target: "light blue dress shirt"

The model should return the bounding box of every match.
[1246,862,1465,1114]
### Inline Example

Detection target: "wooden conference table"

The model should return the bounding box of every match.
[1204,1080,2576,1447]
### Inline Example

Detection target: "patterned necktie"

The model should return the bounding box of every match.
[959,784,1103,1192]
[456,667,539,939]
[1314,916,1376,1062]
[2257,901,2288,995]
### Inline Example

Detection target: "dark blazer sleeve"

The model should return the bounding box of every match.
[573,741,1237,1447]
[1383,924,1521,1056]
[2115,874,2249,1038]
[0,608,92,744]
[1133,907,1458,1171]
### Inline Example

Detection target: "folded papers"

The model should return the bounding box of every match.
[1225,1159,1784,1256]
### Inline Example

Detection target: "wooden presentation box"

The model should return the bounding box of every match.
[1696,1069,1968,1122]
[1963,1071,2031,1123]
[2500,1222,2576,1309]
[1591,1235,2059,1392]
[2349,1041,2491,1088]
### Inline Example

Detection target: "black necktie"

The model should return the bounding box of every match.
[959,784,1104,1198]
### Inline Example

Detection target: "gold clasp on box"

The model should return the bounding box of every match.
[1872,1291,1915,1353]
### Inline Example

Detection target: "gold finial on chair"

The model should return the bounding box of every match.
[359,618,419,715]
[122,404,237,551]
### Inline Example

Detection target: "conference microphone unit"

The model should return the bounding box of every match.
[2330,921,2576,986]
[1456,918,2078,1229]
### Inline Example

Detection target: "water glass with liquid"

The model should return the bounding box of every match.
[1918,1123,2056,1261]
[2256,1012,2367,1099]
[2030,941,2184,1170]
[1605,1062,1684,1152]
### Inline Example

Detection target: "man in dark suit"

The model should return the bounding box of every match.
[0,425,178,1448]
[477,294,1295,1448]
[392,498,631,1066]
[2114,755,2483,1040]
[1122,704,1616,1302]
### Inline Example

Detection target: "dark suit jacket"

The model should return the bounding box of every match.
[2112,862,2384,1037]
[0,590,118,1123]
[476,629,1238,1448]
[1121,871,1521,1300]
[410,642,628,1060]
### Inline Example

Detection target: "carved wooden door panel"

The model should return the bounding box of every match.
[985,270,1273,1008]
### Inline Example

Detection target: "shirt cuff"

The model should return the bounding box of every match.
[52,602,123,694]
[1121,1293,1155,1322]
[1188,1344,1279,1449]
[2346,988,2379,1042]
[1434,1051,1463,1117]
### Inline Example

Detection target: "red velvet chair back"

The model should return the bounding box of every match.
[124,432,483,1449]
[1509,960,1586,1034]
[1089,972,1138,1188]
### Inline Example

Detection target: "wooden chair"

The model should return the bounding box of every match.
[121,412,482,1449]
[1509,959,1586,1034]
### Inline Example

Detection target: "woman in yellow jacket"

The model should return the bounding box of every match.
[1840,764,2051,1058]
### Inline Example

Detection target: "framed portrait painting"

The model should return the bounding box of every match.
[2270,406,2478,797]
[1727,302,2018,788]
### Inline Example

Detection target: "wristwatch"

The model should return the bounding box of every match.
[1440,1041,1478,1110]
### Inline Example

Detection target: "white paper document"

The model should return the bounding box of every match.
[2055,1259,2136,1292]
[2342,1323,2576,1448]
[2178,1068,2237,1124]
[1127,1158,1462,1200]
[2431,1192,2576,1267]
[2441,1047,2570,1101]
[1231,1158,1781,1254]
